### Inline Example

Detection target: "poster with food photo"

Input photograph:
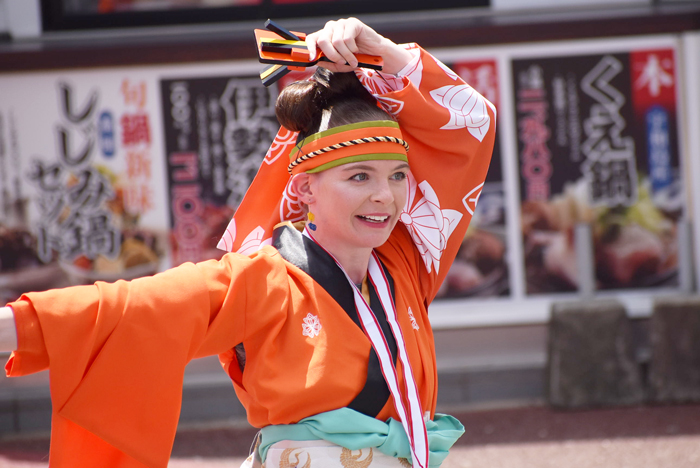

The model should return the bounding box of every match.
[436,58,509,299]
[512,48,682,294]
[0,70,170,303]
[160,75,280,265]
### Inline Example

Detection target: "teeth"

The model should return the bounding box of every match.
[361,215,389,222]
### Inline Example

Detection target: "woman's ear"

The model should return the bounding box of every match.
[291,173,315,205]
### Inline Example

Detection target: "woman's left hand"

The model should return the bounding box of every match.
[305,18,412,75]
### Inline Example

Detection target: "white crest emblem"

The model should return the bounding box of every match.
[430,84,491,141]
[302,313,322,338]
[376,96,405,116]
[408,307,420,330]
[462,182,484,216]
[400,175,463,274]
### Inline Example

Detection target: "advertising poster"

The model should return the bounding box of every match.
[684,32,700,293]
[513,48,682,295]
[160,75,279,265]
[438,58,510,299]
[0,35,690,326]
[0,69,171,304]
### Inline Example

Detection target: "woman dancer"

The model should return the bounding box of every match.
[0,17,495,468]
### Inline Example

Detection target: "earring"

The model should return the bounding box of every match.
[307,212,317,231]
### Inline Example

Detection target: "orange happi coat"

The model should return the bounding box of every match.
[5,45,496,468]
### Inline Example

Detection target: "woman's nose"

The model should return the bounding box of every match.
[371,180,394,204]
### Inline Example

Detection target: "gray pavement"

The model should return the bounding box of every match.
[1,403,699,467]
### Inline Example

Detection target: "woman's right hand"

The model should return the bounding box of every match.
[305,18,413,75]
[0,306,17,352]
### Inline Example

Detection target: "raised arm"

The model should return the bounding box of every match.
[0,306,16,352]
[304,18,496,302]
[356,41,497,302]
[305,17,413,75]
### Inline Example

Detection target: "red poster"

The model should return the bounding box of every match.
[437,58,509,299]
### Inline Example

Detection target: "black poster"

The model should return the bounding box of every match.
[513,49,682,294]
[160,76,279,264]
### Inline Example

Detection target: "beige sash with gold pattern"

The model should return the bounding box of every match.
[240,440,412,468]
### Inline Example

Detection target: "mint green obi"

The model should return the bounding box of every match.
[258,407,465,467]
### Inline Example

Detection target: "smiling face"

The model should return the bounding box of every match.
[298,159,410,261]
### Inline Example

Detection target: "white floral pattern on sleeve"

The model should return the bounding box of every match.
[355,43,421,100]
[264,128,298,165]
[399,174,463,274]
[217,218,237,252]
[236,226,272,256]
[433,58,460,81]
[430,84,491,140]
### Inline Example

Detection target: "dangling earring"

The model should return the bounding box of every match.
[307,212,317,231]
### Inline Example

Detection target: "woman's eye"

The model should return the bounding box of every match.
[351,173,368,181]
[391,172,407,181]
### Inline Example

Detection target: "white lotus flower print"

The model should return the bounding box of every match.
[355,46,422,96]
[236,226,271,256]
[401,52,424,89]
[430,84,491,141]
[356,68,402,95]
[399,175,463,274]
[217,218,236,252]
[280,176,306,223]
[434,59,460,81]
[264,128,297,165]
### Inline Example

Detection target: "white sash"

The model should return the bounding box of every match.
[303,228,429,468]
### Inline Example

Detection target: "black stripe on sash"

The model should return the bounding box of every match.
[272,224,398,417]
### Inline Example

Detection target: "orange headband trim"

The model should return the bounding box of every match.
[288,120,409,175]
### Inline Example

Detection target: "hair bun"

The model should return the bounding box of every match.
[275,78,323,134]
[275,68,389,140]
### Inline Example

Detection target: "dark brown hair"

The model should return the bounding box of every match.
[275,68,392,143]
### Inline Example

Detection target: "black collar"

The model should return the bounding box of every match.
[273,223,362,328]
[272,223,398,417]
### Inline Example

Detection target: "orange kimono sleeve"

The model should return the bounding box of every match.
[4,251,283,467]
[372,45,497,302]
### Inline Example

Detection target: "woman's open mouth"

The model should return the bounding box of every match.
[357,215,390,224]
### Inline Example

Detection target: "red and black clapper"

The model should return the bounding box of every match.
[255,19,384,87]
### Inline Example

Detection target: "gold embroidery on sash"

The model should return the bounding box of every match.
[279,448,311,468]
[340,447,374,468]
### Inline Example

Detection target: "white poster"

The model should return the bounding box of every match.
[0,60,262,304]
